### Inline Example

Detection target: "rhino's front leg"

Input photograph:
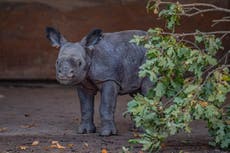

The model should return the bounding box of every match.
[99,81,119,136]
[77,87,96,134]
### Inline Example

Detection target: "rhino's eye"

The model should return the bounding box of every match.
[56,61,59,65]
[79,61,82,67]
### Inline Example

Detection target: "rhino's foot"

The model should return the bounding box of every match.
[78,122,96,134]
[99,121,117,136]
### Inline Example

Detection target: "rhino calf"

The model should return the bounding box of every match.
[46,27,152,136]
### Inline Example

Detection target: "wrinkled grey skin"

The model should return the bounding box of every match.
[46,27,152,136]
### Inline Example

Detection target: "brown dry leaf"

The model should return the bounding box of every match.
[19,145,28,150]
[50,144,57,148]
[199,101,208,107]
[133,132,140,138]
[50,141,66,149]
[32,140,39,146]
[101,148,108,153]
[161,143,166,148]
[0,127,7,132]
[153,8,159,14]
[0,94,5,99]
[67,143,74,148]
[43,146,50,151]
[21,123,36,128]
[226,120,230,125]
[83,142,89,148]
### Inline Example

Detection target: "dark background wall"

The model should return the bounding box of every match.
[0,0,229,80]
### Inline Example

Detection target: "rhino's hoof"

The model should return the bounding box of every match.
[99,129,117,136]
[78,123,96,134]
[99,122,117,136]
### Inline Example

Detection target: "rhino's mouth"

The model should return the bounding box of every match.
[57,78,71,85]
[56,67,87,85]
[57,77,82,85]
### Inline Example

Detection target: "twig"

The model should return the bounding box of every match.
[154,1,230,14]
[151,1,230,26]
[184,7,201,14]
[181,9,222,17]
[202,50,230,74]
[180,39,201,50]
[182,3,230,13]
[212,17,230,27]
[164,64,230,108]
[198,51,230,82]
[220,33,229,40]
[212,19,230,23]
[201,64,230,88]
[161,31,230,37]
[223,16,230,19]
[224,50,230,64]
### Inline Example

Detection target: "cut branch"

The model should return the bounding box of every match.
[161,31,230,37]
[181,8,224,17]
[182,3,230,13]
[212,17,230,27]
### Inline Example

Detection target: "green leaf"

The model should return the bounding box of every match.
[206,55,217,65]
[220,138,230,149]
[193,104,204,120]
[195,35,203,43]
[184,85,199,94]
[173,97,184,105]
[216,94,226,103]
[154,82,166,97]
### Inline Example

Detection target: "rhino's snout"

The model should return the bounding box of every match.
[56,59,76,79]
[56,57,86,85]
[57,68,75,79]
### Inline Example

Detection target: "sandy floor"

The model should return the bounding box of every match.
[0,83,229,153]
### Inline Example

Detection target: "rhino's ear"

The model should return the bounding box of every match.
[85,29,103,49]
[45,27,67,48]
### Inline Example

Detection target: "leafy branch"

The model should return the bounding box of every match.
[147,0,230,31]
[161,31,230,38]
[127,0,230,152]
[149,0,230,15]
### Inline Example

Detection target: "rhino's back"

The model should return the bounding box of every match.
[89,30,146,94]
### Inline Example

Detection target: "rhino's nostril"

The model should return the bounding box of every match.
[68,70,74,78]
[70,70,74,74]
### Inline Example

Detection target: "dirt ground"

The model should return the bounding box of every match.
[0,83,229,153]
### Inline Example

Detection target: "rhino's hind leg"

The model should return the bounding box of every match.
[99,81,119,136]
[141,77,154,96]
[77,87,96,134]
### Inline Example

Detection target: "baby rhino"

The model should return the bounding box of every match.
[46,27,152,136]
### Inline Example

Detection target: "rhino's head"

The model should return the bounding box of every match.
[46,27,102,85]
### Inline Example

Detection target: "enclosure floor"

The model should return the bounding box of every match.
[0,85,228,153]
